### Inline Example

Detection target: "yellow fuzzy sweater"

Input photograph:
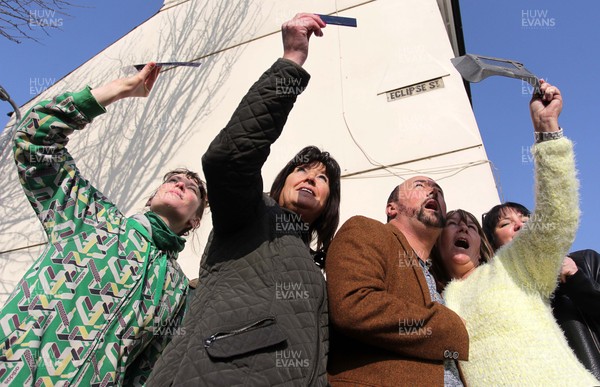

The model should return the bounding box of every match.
[444,138,599,386]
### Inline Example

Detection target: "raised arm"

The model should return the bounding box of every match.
[13,63,160,239]
[499,81,579,297]
[202,14,325,233]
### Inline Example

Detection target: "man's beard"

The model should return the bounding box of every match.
[397,202,445,228]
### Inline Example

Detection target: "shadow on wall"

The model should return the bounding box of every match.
[77,0,259,212]
[0,0,260,298]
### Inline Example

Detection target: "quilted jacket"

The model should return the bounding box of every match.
[1,87,189,385]
[148,59,329,386]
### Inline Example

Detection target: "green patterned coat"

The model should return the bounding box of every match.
[0,87,189,385]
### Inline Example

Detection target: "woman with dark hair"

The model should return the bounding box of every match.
[481,201,531,250]
[269,145,341,255]
[482,201,600,379]
[429,81,599,385]
[148,14,338,386]
[0,64,208,385]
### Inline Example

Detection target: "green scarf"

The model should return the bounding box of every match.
[144,211,186,254]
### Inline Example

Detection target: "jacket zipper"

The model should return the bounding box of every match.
[204,316,276,348]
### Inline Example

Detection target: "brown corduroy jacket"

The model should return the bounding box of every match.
[326,216,469,386]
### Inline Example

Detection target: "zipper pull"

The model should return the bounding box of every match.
[204,334,217,348]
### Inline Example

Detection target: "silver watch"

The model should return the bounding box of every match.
[534,127,563,143]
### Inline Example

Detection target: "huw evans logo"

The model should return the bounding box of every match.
[29,9,63,27]
[27,147,66,164]
[275,350,309,368]
[275,77,305,96]
[521,10,556,29]
[154,317,186,336]
[522,213,556,232]
[275,282,309,300]
[399,318,432,336]
[275,213,309,234]
[30,77,56,96]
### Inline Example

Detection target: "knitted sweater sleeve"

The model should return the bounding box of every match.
[497,137,579,298]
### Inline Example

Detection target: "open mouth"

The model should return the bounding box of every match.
[298,187,315,196]
[454,237,470,249]
[424,199,438,211]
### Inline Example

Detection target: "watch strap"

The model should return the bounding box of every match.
[534,127,563,143]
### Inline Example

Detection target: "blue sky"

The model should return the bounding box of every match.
[460,1,599,251]
[1,0,597,251]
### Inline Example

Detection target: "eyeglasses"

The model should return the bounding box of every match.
[481,212,489,224]
[314,250,326,270]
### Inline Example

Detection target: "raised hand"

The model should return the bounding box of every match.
[91,62,162,107]
[530,80,562,133]
[282,13,326,67]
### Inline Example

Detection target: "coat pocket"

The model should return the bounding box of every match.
[204,316,287,359]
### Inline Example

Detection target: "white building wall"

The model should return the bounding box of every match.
[0,0,499,303]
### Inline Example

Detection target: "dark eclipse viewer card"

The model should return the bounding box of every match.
[316,14,357,27]
[133,62,202,71]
